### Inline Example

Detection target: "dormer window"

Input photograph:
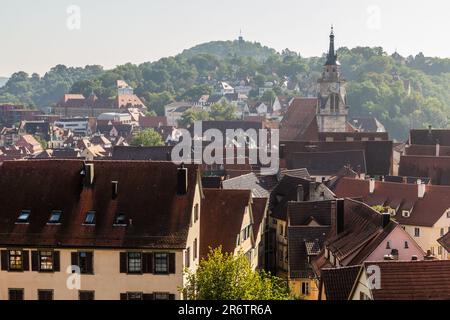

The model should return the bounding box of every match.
[48,210,62,224]
[386,241,391,249]
[388,208,396,216]
[84,211,96,225]
[114,212,127,226]
[17,210,31,223]
[402,210,410,218]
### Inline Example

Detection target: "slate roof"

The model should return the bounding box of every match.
[410,129,450,146]
[335,177,450,227]
[288,226,331,278]
[111,146,173,161]
[288,200,334,226]
[281,140,392,176]
[320,265,361,300]
[287,150,367,176]
[0,160,199,249]
[222,172,278,198]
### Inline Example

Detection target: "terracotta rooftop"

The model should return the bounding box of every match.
[200,189,252,259]
[0,160,199,249]
[320,265,361,300]
[361,260,450,300]
[335,177,450,227]
[279,98,318,141]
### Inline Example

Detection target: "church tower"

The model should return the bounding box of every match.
[316,27,349,132]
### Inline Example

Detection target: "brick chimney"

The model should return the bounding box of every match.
[177,164,188,195]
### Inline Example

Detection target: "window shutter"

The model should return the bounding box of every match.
[0,250,7,271]
[169,294,175,300]
[31,251,39,271]
[71,252,78,267]
[119,252,127,273]
[143,253,154,274]
[22,251,30,271]
[53,251,60,272]
[169,253,176,274]
[143,293,155,300]
[86,252,93,274]
[120,293,127,300]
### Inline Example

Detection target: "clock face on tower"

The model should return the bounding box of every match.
[329,83,339,93]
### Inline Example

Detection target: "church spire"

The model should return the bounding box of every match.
[325,25,338,65]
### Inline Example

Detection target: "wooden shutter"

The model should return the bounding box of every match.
[169,253,176,274]
[86,252,93,274]
[169,294,175,300]
[119,252,127,273]
[31,251,39,271]
[143,293,155,300]
[22,250,30,271]
[1,250,8,271]
[143,253,154,274]
[120,293,127,300]
[53,251,60,272]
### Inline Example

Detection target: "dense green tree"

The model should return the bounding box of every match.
[179,108,210,128]
[181,247,291,300]
[210,102,238,121]
[130,129,164,147]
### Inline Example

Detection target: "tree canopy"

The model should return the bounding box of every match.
[130,129,164,147]
[181,247,292,300]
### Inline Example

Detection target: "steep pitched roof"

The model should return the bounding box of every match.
[200,189,252,259]
[252,198,268,240]
[280,98,319,141]
[334,177,450,227]
[320,265,361,300]
[288,200,334,226]
[438,231,450,253]
[222,172,278,198]
[288,226,331,278]
[361,260,450,300]
[0,160,199,249]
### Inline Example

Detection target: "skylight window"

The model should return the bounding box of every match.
[48,210,62,224]
[114,212,127,225]
[17,210,31,223]
[84,211,96,225]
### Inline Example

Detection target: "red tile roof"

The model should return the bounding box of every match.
[320,265,361,300]
[0,160,200,249]
[200,189,252,259]
[335,177,450,227]
[361,260,450,300]
[280,98,318,141]
[399,155,450,185]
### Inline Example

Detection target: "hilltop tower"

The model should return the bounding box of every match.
[316,27,349,132]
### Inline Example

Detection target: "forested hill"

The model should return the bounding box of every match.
[1,39,450,139]
[0,77,8,88]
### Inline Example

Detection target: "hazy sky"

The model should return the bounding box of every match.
[1,0,449,77]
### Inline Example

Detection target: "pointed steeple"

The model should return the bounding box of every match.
[325,25,338,66]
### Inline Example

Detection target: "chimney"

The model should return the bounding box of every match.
[417,179,426,198]
[424,250,436,260]
[428,125,432,134]
[336,199,345,235]
[296,184,304,202]
[83,163,94,186]
[177,164,188,195]
[111,181,119,200]
[369,178,375,194]
[382,213,391,228]
[436,140,440,157]
[279,144,285,159]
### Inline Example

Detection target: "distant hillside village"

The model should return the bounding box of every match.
[1,29,450,301]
